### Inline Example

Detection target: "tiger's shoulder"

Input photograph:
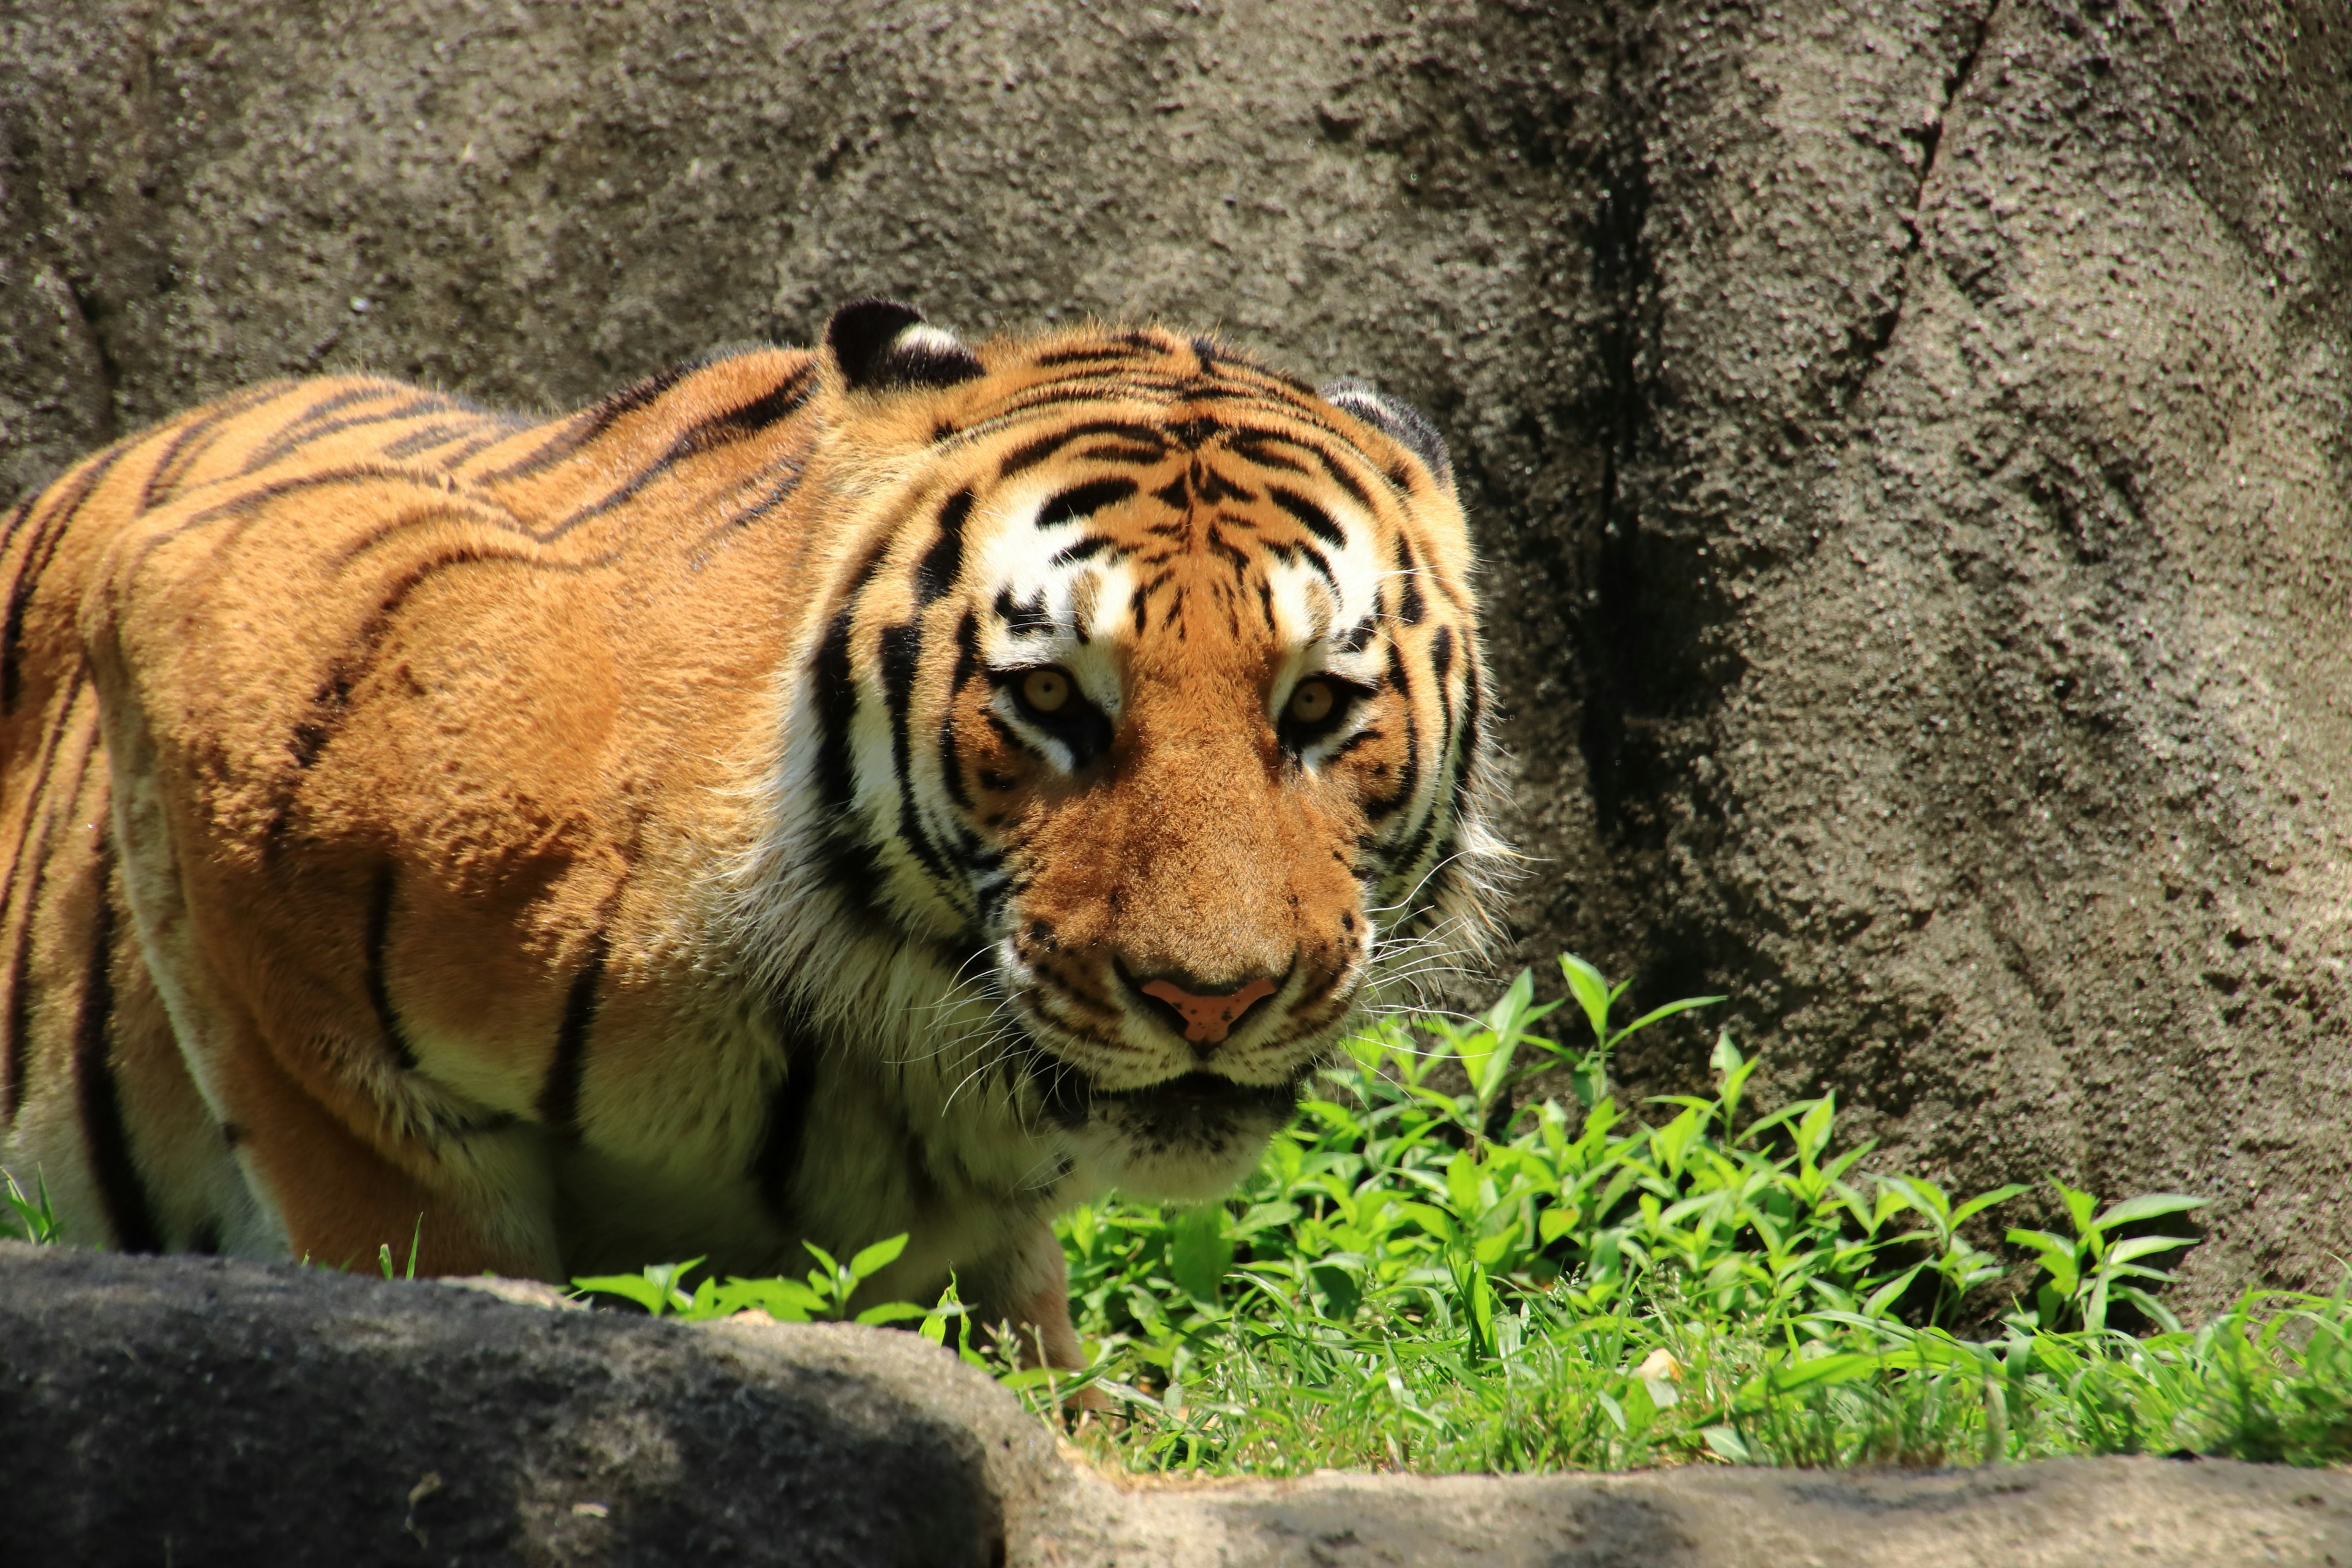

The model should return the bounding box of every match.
[20,350,826,883]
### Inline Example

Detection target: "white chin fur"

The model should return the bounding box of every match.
[1063,1106,1287,1203]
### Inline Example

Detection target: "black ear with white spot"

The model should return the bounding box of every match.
[826,299,987,392]
[1321,380,1453,491]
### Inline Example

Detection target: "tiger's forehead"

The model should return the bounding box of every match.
[965,434,1392,671]
[846,324,1469,679]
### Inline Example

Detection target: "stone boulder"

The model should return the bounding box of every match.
[4,1246,2350,1567]
[4,0,2350,1300]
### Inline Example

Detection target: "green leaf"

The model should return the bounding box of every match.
[2106,1233,2198,1266]
[2092,1193,2209,1231]
[1862,1262,1924,1319]
[919,1280,960,1346]
[848,1232,911,1281]
[853,1301,933,1326]
[1460,969,1534,1110]
[1734,1352,1885,1412]
[2051,1178,2099,1237]
[1701,1425,1753,1463]
[1614,993,1726,1044]
[1709,1033,1745,1076]
[1169,1204,1234,1304]
[1558,953,1616,1047]
[1794,1095,1836,1165]
[1949,1183,2033,1227]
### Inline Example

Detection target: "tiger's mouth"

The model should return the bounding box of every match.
[1096,1070,1304,1123]
[1012,1035,1313,1200]
[1020,1044,1307,1131]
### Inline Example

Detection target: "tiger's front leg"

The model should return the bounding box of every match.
[202,1000,562,1279]
[965,1219,1085,1371]
[101,703,562,1281]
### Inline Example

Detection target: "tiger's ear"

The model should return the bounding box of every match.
[826,299,987,392]
[1321,380,1453,492]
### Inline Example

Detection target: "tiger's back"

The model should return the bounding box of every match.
[0,306,1498,1359]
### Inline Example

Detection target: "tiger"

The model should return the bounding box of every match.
[0,300,1501,1365]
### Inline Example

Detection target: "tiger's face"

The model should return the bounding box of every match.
[785,305,1497,1200]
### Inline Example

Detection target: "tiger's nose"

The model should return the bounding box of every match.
[1138,974,1279,1047]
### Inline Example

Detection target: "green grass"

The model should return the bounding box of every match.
[571,954,2352,1474]
[1020,957,2352,1473]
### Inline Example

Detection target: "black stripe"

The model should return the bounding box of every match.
[1224,436,1309,475]
[1269,486,1346,549]
[998,421,1167,478]
[879,623,959,892]
[938,611,982,812]
[255,395,457,466]
[536,932,608,1134]
[993,586,1054,636]
[1389,630,1458,884]
[140,384,295,510]
[540,366,818,540]
[1290,541,1338,587]
[1366,642,1420,826]
[914,489,973,605]
[4,444,131,711]
[1205,522,1251,579]
[1049,535,1115,568]
[1032,345,1153,368]
[1225,423,1382,514]
[1394,535,1427,625]
[694,448,815,554]
[1037,477,1137,529]
[1194,463,1254,504]
[0,498,31,556]
[74,859,161,1253]
[277,546,546,792]
[363,869,419,1071]
[471,363,694,484]
[378,420,481,460]
[812,612,862,820]
[808,562,892,917]
[0,691,94,1121]
[1448,659,1485,827]
[752,1016,823,1222]
[232,385,407,474]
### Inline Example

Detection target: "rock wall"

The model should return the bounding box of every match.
[3,0,2349,1300]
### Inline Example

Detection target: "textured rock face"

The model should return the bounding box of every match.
[3,1,2350,1300]
[6,1246,2351,1568]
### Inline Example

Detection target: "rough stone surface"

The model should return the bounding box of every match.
[0,1243,1082,1566]
[5,1246,2351,1567]
[3,1,2350,1301]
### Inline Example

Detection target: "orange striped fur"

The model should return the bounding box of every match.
[0,304,1501,1362]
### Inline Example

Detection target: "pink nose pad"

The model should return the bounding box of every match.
[1140,977,1278,1046]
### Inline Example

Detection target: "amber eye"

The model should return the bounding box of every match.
[1019,668,1072,715]
[1287,679,1336,725]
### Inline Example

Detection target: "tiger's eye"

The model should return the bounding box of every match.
[1021,668,1072,714]
[1287,679,1336,725]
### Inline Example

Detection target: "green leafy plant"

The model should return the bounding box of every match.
[571,1233,962,1335]
[378,1215,424,1280]
[1037,955,2352,1474]
[0,1166,59,1245]
[2003,1181,2205,1333]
